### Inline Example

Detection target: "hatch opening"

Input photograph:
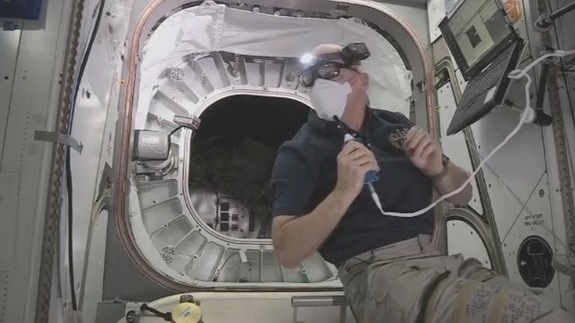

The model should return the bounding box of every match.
[188,95,310,239]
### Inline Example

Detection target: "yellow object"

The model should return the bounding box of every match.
[171,303,203,323]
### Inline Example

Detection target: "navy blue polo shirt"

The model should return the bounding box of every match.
[270,108,435,267]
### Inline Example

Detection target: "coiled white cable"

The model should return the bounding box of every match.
[382,49,575,218]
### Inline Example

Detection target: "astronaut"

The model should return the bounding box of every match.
[270,43,573,322]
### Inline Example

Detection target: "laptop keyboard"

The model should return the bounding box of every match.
[459,44,515,109]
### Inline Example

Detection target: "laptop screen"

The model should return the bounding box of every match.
[445,0,511,73]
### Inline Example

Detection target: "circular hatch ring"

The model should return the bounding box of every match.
[115,0,437,292]
[445,207,505,273]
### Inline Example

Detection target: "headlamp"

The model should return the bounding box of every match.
[300,53,316,66]
[299,42,371,86]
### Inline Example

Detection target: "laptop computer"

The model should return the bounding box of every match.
[439,0,526,135]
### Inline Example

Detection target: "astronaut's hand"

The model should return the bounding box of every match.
[345,72,369,111]
[404,126,443,177]
[334,140,380,201]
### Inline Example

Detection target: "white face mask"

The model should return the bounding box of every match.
[309,79,352,121]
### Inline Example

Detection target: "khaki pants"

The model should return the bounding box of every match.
[338,235,574,323]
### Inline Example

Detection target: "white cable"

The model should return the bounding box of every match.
[382,49,575,218]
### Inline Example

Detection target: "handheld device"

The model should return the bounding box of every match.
[343,134,384,214]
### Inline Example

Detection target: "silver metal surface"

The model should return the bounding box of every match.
[553,0,575,120]
[0,0,74,321]
[0,173,18,323]
[525,2,575,307]
[65,0,136,321]
[35,0,85,319]
[515,0,575,311]
[533,0,575,256]
[0,26,21,160]
[0,269,8,322]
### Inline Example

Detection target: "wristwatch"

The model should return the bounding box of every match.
[431,155,450,179]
